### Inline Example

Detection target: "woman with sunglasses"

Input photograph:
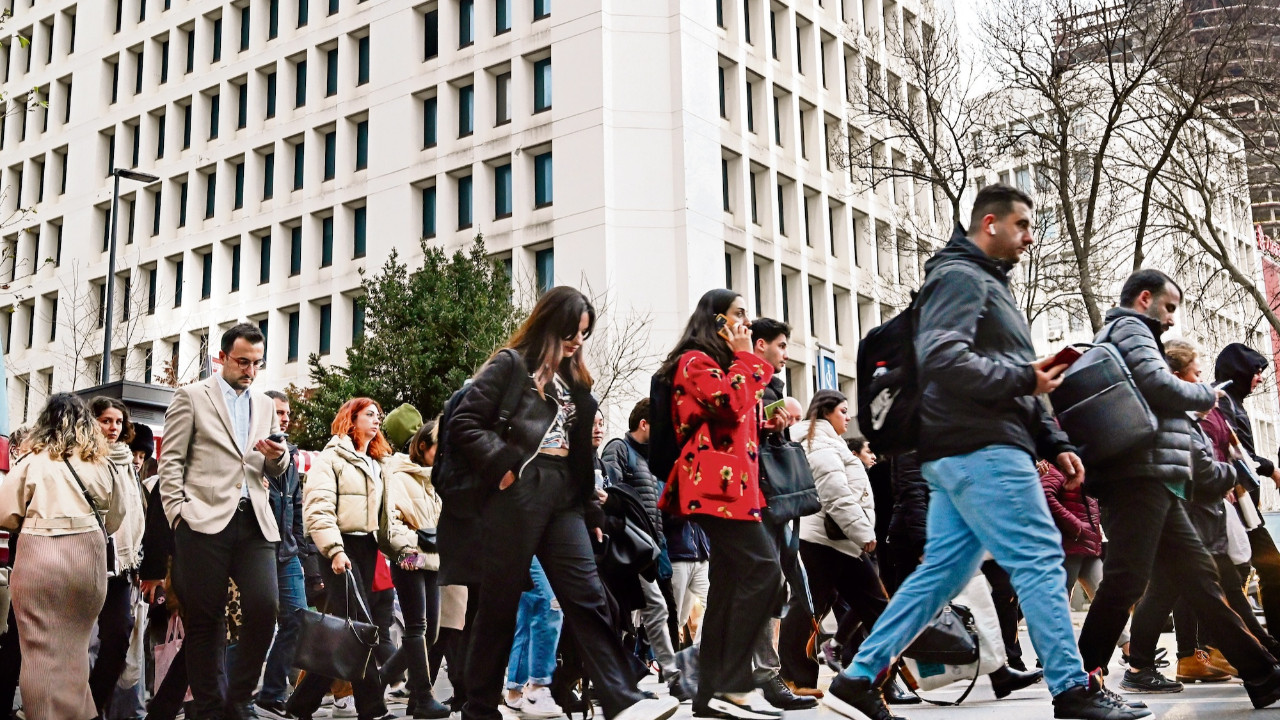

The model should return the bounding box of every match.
[452,286,678,720]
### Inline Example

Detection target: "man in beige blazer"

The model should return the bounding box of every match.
[158,323,289,720]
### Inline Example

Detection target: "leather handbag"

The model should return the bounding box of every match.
[758,435,821,525]
[902,604,979,666]
[294,571,380,681]
[416,528,439,554]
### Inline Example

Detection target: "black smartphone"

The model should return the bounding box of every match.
[268,432,287,444]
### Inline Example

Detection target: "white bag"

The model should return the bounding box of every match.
[1226,498,1253,565]
[117,595,148,689]
[902,572,1006,692]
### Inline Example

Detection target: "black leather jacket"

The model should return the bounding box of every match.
[887,452,928,544]
[451,349,600,511]
[601,434,665,548]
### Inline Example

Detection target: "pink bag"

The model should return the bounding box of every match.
[153,614,193,701]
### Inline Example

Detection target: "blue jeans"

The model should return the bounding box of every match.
[260,556,307,703]
[846,445,1088,697]
[505,558,563,689]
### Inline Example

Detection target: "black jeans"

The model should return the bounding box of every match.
[462,456,644,720]
[780,542,888,688]
[288,534,388,719]
[384,566,441,703]
[1249,527,1280,635]
[880,536,925,596]
[982,559,1024,667]
[1077,481,1275,680]
[89,573,136,714]
[695,515,784,706]
[172,503,279,718]
[1169,554,1280,660]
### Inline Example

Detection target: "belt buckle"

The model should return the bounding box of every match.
[238,496,252,511]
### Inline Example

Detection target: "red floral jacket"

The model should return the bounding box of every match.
[657,350,773,521]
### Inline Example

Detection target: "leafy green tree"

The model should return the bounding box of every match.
[290,238,522,450]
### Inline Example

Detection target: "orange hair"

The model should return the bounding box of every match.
[331,397,392,460]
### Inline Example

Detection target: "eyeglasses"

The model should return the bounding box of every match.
[227,356,266,370]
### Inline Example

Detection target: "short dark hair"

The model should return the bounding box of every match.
[1119,269,1181,308]
[263,390,289,403]
[847,435,869,454]
[968,184,1034,235]
[751,318,791,346]
[628,398,651,432]
[221,323,266,354]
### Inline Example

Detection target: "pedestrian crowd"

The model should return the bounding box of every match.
[5,182,1280,720]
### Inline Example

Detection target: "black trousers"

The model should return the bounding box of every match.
[172,503,279,718]
[288,534,387,719]
[385,567,441,703]
[1249,527,1280,635]
[982,559,1024,667]
[695,515,783,706]
[462,456,644,720]
[89,573,136,714]
[780,542,888,688]
[880,536,925,596]
[1077,481,1275,680]
[1169,554,1280,660]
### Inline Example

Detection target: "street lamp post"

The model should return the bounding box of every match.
[101,168,160,386]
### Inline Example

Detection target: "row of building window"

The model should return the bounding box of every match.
[425,0,551,60]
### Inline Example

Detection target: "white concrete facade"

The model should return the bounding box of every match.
[0,0,942,431]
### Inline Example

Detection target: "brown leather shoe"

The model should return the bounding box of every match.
[1176,650,1232,683]
[783,680,824,699]
[1206,647,1238,677]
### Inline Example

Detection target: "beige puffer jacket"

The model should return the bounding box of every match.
[107,443,147,571]
[384,454,443,571]
[302,435,414,560]
[792,419,876,557]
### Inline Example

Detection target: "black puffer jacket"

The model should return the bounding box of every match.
[915,227,1074,463]
[887,452,928,544]
[601,434,665,548]
[1187,424,1238,556]
[1214,343,1274,478]
[1089,308,1216,495]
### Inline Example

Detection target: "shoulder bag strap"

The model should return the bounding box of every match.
[910,616,981,707]
[496,349,527,437]
[63,458,109,538]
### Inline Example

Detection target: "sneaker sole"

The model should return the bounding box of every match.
[821,693,874,720]
[1175,675,1230,683]
[520,710,567,719]
[624,699,680,720]
[694,698,782,720]
[1118,680,1183,694]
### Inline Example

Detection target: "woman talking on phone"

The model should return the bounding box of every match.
[657,289,787,720]
[452,286,678,720]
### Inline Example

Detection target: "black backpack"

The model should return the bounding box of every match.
[433,348,526,508]
[647,372,679,484]
[856,298,920,457]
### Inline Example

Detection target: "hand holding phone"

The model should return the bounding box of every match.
[1048,346,1083,370]
[267,432,287,444]
[763,399,787,420]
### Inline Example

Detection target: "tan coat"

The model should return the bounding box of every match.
[0,451,126,537]
[158,376,288,540]
[384,454,443,571]
[106,443,147,571]
[302,435,414,560]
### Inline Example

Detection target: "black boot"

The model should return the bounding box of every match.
[882,674,920,706]
[759,675,817,710]
[412,690,451,719]
[990,664,1044,699]
[822,674,906,720]
[1245,665,1280,709]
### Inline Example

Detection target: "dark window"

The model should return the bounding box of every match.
[721,158,729,212]
[424,97,437,146]
[185,29,195,73]
[201,252,212,299]
[535,247,553,294]
[796,26,802,74]
[458,175,473,228]
[353,206,367,258]
[534,0,550,20]
[152,189,162,234]
[111,61,119,103]
[329,0,339,15]
[266,72,277,118]
[718,66,726,118]
[287,310,299,361]
[293,140,305,189]
[356,120,368,170]
[424,10,439,59]
[533,58,551,112]
[325,48,338,96]
[743,0,750,43]
[769,11,777,59]
[210,92,220,139]
[746,81,754,132]
[205,171,216,218]
[460,0,474,47]
[352,297,365,340]
[318,303,331,355]
[263,152,275,199]
[495,163,512,218]
[116,0,124,32]
[299,0,309,27]
[64,80,73,123]
[459,84,474,136]
[321,215,333,266]
[422,186,436,238]
[773,95,781,144]
[323,131,336,180]
[237,82,248,128]
[269,0,279,39]
[749,171,757,223]
[147,267,157,314]
[160,40,169,82]
[497,0,511,33]
[179,181,188,226]
[183,103,192,147]
[358,36,370,85]
[776,183,785,235]
[289,225,302,275]
[781,274,790,322]
[295,59,307,107]
[496,72,511,124]
[144,348,153,383]
[213,17,222,62]
[240,6,250,51]
[717,0,724,27]
[174,258,184,307]
[135,53,144,93]
[131,125,141,166]
[234,161,244,209]
[259,235,271,283]
[534,151,552,207]
[753,263,761,316]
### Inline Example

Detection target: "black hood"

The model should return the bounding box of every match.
[1215,343,1268,400]
[922,224,1016,283]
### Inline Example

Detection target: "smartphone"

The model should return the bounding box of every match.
[267,432,287,444]
[1049,346,1083,369]
[715,313,732,340]
[1214,380,1233,392]
[763,398,787,420]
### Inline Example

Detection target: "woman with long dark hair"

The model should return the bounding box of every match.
[656,288,785,720]
[0,394,126,719]
[452,286,678,720]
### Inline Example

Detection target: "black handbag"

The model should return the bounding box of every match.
[823,514,847,541]
[903,604,979,666]
[416,528,439,554]
[294,570,379,681]
[758,435,821,525]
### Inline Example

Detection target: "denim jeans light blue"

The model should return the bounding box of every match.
[846,444,1089,697]
[260,556,307,703]
[505,558,564,689]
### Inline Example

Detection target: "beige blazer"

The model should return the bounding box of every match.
[158,375,288,539]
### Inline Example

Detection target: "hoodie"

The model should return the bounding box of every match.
[107,442,147,571]
[1214,343,1273,478]
[914,226,1075,463]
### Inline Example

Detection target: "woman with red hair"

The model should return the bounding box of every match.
[288,397,414,720]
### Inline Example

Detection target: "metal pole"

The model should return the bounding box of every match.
[101,171,121,385]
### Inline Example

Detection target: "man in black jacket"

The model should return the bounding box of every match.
[1214,343,1280,635]
[257,390,310,717]
[1074,270,1280,708]
[823,184,1141,720]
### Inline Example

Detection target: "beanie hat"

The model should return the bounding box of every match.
[129,423,156,459]
[383,403,423,452]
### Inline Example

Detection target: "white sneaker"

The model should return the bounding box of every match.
[331,695,358,718]
[615,696,680,720]
[702,692,783,720]
[505,693,526,712]
[520,685,565,718]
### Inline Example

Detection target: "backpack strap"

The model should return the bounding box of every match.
[495,349,527,438]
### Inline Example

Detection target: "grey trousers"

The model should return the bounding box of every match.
[637,577,678,674]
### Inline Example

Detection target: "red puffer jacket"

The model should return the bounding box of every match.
[1040,463,1102,557]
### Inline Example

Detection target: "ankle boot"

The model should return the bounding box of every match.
[990,664,1044,699]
